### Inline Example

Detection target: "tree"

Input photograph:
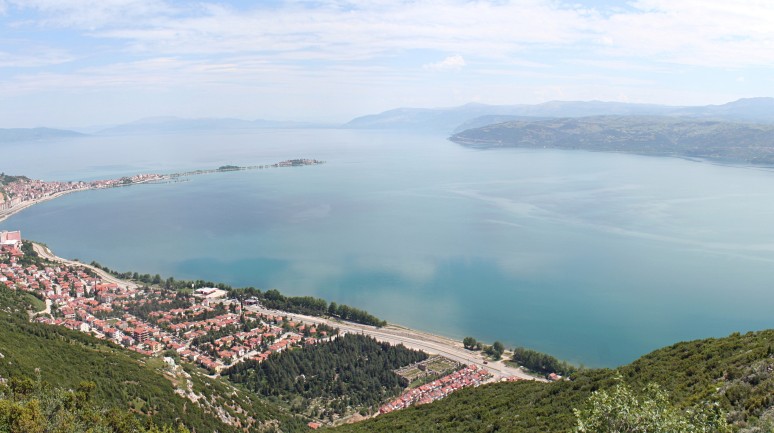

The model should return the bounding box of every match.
[463,337,477,350]
[492,341,505,358]
[483,341,505,360]
[511,346,575,376]
[573,377,730,433]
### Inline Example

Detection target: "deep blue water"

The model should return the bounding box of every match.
[4,129,774,367]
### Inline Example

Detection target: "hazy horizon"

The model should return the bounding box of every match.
[5,96,774,133]
[2,1,773,128]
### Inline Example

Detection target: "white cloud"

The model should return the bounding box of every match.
[0,48,74,67]
[78,1,592,61]
[423,54,466,71]
[600,0,774,67]
[23,0,767,71]
[5,1,774,69]
[7,0,179,28]
[2,0,774,126]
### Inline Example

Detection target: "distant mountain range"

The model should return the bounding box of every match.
[96,116,328,135]
[345,98,774,132]
[450,116,774,164]
[4,98,774,142]
[0,117,330,142]
[0,127,86,142]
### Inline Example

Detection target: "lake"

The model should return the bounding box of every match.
[3,128,774,367]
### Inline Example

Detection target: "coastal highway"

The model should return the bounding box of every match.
[245,305,545,383]
[31,242,139,290]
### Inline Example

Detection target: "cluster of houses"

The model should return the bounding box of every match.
[379,365,493,414]
[2,229,514,422]
[0,173,165,212]
[0,231,333,373]
[272,159,324,167]
[0,179,85,210]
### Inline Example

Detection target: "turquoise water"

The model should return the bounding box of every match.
[3,129,774,367]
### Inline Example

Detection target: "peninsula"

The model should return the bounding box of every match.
[450,116,774,164]
[0,159,324,223]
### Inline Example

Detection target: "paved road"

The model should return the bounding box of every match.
[31,242,139,290]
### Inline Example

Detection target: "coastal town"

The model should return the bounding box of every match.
[0,230,333,373]
[0,159,324,222]
[0,229,504,419]
[0,173,165,216]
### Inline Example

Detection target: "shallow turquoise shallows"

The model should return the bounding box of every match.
[3,128,774,367]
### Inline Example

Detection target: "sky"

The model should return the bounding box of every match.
[0,0,773,128]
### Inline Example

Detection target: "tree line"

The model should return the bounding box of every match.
[462,336,505,360]
[237,288,388,327]
[87,262,388,327]
[511,346,576,376]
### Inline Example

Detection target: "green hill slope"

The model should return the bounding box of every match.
[333,330,774,433]
[0,284,306,432]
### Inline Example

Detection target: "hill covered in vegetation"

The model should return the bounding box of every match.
[4,243,774,432]
[345,98,774,132]
[450,116,774,164]
[334,330,774,432]
[225,334,427,422]
[0,283,308,432]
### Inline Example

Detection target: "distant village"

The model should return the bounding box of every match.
[0,229,493,415]
[0,159,324,217]
[0,174,164,212]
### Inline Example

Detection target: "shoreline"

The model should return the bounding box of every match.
[0,189,82,223]
[3,159,543,383]
[29,241,542,383]
[0,160,324,224]
[0,178,163,224]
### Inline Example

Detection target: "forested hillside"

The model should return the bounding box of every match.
[334,330,774,432]
[225,334,428,422]
[450,116,774,164]
[0,284,307,432]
